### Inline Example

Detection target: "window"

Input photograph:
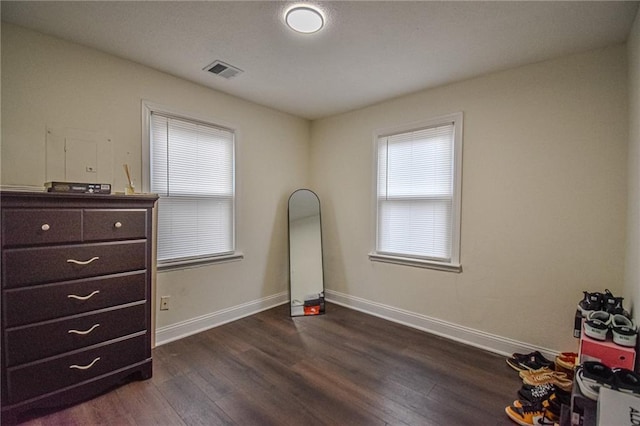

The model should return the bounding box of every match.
[144,103,240,268]
[370,113,463,272]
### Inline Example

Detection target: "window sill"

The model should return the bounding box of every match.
[368,253,462,273]
[158,252,244,272]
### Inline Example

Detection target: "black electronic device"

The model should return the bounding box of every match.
[45,181,112,194]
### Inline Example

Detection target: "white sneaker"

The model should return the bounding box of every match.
[611,314,637,347]
[576,362,615,401]
[584,311,611,340]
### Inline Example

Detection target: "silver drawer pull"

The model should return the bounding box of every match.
[114,221,122,228]
[68,324,100,335]
[41,224,50,231]
[67,290,100,301]
[69,357,101,370]
[67,256,100,265]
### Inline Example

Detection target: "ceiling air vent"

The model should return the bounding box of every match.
[203,60,243,79]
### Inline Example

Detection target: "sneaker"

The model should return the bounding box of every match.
[519,368,573,391]
[611,314,637,347]
[518,383,556,403]
[507,351,555,372]
[603,289,630,318]
[512,390,570,421]
[578,291,603,317]
[613,368,640,395]
[555,352,577,371]
[520,368,573,392]
[576,361,615,400]
[505,402,555,426]
[584,311,612,340]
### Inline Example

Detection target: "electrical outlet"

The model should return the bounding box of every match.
[160,296,170,311]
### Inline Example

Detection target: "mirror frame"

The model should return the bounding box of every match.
[287,189,325,317]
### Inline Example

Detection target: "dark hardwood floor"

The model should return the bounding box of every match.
[16,303,523,425]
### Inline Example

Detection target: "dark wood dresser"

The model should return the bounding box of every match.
[0,191,158,424]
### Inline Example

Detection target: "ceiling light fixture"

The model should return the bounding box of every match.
[285,5,325,34]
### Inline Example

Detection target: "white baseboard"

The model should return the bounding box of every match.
[155,288,558,361]
[325,289,558,360]
[155,291,289,346]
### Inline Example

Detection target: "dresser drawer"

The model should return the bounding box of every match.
[83,209,148,242]
[4,272,146,327]
[3,241,147,288]
[6,333,147,404]
[2,209,82,247]
[5,303,146,366]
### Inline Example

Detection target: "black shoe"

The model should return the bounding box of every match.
[507,351,555,372]
[518,383,556,403]
[578,291,603,317]
[603,289,630,318]
[612,368,640,395]
[576,361,616,400]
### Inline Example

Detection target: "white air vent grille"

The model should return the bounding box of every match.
[204,60,243,79]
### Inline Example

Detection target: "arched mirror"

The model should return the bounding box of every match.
[288,189,325,317]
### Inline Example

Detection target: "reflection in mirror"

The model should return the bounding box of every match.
[288,189,325,317]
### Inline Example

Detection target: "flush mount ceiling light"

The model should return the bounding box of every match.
[285,5,325,34]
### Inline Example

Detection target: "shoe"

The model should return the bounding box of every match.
[507,351,555,372]
[576,361,615,400]
[505,402,555,426]
[576,362,640,400]
[512,391,570,422]
[613,368,640,395]
[542,391,569,421]
[555,352,577,371]
[518,383,556,403]
[603,289,630,318]
[611,314,637,347]
[584,311,612,340]
[520,368,573,392]
[578,291,603,317]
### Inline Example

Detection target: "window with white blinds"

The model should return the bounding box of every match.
[149,111,235,265]
[372,113,463,271]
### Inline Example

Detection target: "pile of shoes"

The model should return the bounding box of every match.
[578,289,637,347]
[504,351,574,425]
[575,361,640,401]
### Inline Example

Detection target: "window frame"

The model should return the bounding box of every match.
[142,100,243,271]
[369,112,463,273]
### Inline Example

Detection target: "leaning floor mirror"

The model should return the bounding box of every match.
[288,189,325,317]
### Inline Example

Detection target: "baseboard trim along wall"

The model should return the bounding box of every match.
[324,289,558,360]
[155,288,557,360]
[155,291,289,346]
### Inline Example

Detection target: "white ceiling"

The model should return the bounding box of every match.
[2,1,638,120]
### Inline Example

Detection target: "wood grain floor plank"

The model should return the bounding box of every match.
[113,380,186,426]
[236,348,386,426]
[155,374,233,426]
[15,303,523,425]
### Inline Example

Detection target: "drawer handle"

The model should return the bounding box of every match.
[114,221,122,228]
[68,324,100,335]
[67,290,100,301]
[69,357,101,370]
[41,223,50,231]
[67,256,100,265]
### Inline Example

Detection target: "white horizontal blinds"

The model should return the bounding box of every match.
[150,112,235,262]
[377,123,454,261]
[156,197,233,261]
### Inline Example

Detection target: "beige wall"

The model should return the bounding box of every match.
[1,23,310,329]
[2,22,633,354]
[310,45,629,352]
[625,9,640,323]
